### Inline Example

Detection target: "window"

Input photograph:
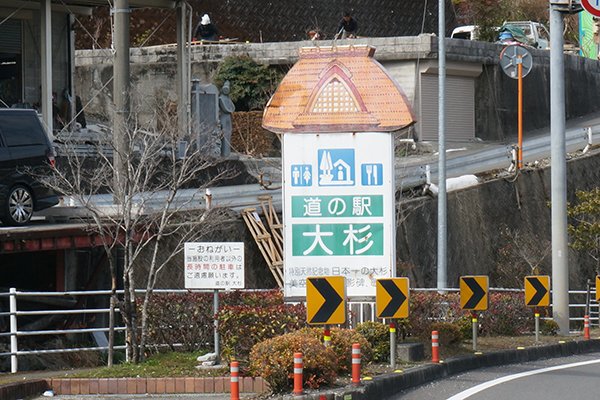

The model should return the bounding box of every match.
[0,114,46,146]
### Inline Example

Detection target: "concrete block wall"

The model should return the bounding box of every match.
[74,35,600,141]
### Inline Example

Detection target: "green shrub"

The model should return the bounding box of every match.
[356,321,391,362]
[421,322,463,348]
[249,330,338,393]
[541,319,559,335]
[408,292,467,339]
[295,327,373,372]
[482,293,532,335]
[216,302,307,366]
[212,55,284,111]
[456,315,473,339]
[407,291,541,339]
[328,328,373,372]
[142,292,214,352]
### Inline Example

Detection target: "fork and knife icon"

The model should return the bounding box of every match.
[366,164,378,185]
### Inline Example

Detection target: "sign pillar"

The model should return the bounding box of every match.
[525,275,550,341]
[184,242,245,365]
[460,276,489,351]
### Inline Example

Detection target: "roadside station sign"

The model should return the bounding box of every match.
[376,278,409,319]
[262,45,416,300]
[306,276,346,325]
[581,0,600,17]
[460,276,489,310]
[184,242,244,289]
[524,275,550,307]
[283,132,395,298]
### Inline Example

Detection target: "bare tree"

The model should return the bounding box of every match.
[43,97,240,364]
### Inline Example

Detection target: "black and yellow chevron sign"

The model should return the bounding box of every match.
[306,277,346,325]
[525,276,550,307]
[460,276,489,310]
[376,278,409,319]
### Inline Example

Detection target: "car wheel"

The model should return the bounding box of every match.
[3,185,34,226]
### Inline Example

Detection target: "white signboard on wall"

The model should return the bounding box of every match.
[283,132,396,298]
[184,242,245,289]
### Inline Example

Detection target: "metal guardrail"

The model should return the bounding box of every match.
[1,286,597,373]
[44,122,600,221]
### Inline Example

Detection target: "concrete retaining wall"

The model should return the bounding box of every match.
[396,148,600,289]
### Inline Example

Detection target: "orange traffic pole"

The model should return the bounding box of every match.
[518,56,523,169]
[293,352,303,395]
[585,315,590,339]
[230,361,239,400]
[351,343,361,385]
[432,330,439,363]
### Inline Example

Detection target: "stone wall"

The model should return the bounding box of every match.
[75,36,600,142]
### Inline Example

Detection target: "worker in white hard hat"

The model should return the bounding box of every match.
[194,14,221,42]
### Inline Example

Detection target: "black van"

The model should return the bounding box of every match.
[0,109,59,226]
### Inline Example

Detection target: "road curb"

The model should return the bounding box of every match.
[0,379,50,400]
[278,339,600,400]
[0,376,266,399]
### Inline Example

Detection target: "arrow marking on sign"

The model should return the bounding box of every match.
[463,277,486,309]
[311,278,343,323]
[526,277,548,305]
[380,280,407,317]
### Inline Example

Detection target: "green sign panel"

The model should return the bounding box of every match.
[292,195,384,218]
[292,223,383,256]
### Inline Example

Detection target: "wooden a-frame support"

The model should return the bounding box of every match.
[242,196,284,287]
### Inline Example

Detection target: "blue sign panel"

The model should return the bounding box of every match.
[317,149,355,186]
[291,164,313,187]
[361,163,383,186]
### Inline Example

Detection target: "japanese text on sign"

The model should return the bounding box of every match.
[184,242,245,289]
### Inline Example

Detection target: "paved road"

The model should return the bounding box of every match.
[390,352,600,400]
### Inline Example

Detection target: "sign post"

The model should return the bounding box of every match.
[525,275,550,342]
[184,242,245,365]
[460,276,489,351]
[500,45,532,169]
[376,278,409,368]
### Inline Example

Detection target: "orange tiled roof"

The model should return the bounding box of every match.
[262,45,416,134]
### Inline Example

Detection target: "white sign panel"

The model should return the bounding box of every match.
[283,132,395,298]
[184,242,245,289]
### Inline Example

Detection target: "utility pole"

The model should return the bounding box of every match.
[437,0,447,292]
[549,0,582,335]
[113,0,131,202]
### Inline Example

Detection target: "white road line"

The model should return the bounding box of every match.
[446,358,600,400]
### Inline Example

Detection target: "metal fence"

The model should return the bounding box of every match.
[0,287,598,374]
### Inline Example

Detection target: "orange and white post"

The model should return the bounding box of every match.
[351,343,361,385]
[293,352,303,395]
[585,315,590,339]
[230,361,239,400]
[431,330,439,363]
